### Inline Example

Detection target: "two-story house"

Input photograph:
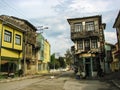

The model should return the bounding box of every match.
[67,15,106,78]
[0,15,37,75]
[36,34,50,74]
[43,39,50,73]
[0,15,25,74]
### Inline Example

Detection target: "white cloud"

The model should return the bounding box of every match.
[0,0,119,56]
[104,31,117,44]
[48,34,73,56]
[70,0,111,13]
[16,0,59,18]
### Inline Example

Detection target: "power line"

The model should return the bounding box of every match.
[0,0,41,26]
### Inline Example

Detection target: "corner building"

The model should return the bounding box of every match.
[67,15,106,78]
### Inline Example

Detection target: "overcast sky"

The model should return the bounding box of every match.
[0,0,119,56]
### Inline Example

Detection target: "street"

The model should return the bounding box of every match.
[0,71,119,90]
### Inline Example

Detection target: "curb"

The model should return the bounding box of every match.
[111,80,120,89]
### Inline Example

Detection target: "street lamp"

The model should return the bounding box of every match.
[36,26,48,33]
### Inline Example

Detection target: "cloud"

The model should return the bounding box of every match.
[104,31,117,44]
[54,0,120,18]
[0,0,119,56]
[16,0,59,18]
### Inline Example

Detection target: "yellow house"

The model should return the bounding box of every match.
[0,15,25,74]
[42,39,50,73]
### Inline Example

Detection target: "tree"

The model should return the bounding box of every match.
[58,57,66,68]
[65,49,73,66]
[49,53,60,69]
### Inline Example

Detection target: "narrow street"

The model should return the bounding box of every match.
[0,70,119,90]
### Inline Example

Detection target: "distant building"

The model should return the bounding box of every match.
[104,42,115,73]
[36,34,50,73]
[67,15,106,77]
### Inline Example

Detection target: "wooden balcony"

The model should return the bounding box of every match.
[71,31,99,40]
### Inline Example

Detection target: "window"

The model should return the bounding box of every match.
[77,40,83,50]
[91,39,98,48]
[4,30,12,43]
[75,23,83,32]
[86,21,94,31]
[15,34,21,45]
[84,40,90,51]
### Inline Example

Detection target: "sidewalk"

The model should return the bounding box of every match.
[103,71,120,89]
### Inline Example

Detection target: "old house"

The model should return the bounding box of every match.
[67,15,106,78]
[0,15,37,75]
[36,34,50,73]
[0,15,25,74]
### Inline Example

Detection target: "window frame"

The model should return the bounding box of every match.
[74,23,83,32]
[77,40,83,50]
[84,39,90,51]
[4,30,12,43]
[91,39,98,49]
[85,21,95,31]
[15,34,21,45]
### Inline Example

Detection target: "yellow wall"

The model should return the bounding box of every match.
[43,40,50,63]
[0,23,23,59]
[1,48,22,58]
[14,30,23,50]
[2,25,23,50]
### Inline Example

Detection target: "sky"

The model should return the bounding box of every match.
[0,0,119,56]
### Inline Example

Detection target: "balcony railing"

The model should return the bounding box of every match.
[71,31,99,40]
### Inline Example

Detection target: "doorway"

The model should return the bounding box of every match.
[85,58,91,77]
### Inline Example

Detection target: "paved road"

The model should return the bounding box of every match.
[0,71,119,90]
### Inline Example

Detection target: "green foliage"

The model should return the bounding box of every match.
[58,57,66,68]
[65,49,73,65]
[49,53,60,69]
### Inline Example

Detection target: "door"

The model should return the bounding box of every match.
[85,58,91,77]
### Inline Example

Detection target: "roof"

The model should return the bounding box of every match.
[0,15,26,32]
[11,16,37,31]
[67,15,102,24]
[113,10,120,28]
[0,15,37,31]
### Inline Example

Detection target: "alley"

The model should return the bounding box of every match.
[0,71,119,90]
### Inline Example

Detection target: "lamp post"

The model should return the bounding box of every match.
[36,26,48,33]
